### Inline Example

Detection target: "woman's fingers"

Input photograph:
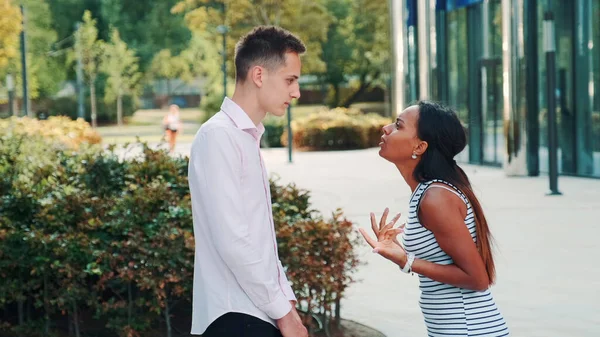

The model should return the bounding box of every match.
[381,213,402,234]
[359,228,377,248]
[378,208,389,231]
[370,212,379,236]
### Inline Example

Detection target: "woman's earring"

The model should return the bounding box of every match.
[412,153,417,159]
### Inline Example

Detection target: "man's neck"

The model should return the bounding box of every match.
[231,87,267,126]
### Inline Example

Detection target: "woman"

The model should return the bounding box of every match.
[163,104,182,153]
[359,101,509,336]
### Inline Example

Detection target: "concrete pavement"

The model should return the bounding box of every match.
[258,147,600,337]
[162,143,600,336]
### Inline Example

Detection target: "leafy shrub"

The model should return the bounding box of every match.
[263,117,286,148]
[0,120,362,336]
[282,107,390,150]
[0,116,102,149]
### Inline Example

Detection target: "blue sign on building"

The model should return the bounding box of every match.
[441,0,483,11]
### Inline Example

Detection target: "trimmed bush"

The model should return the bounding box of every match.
[0,118,361,337]
[263,117,286,148]
[0,116,102,149]
[282,107,391,151]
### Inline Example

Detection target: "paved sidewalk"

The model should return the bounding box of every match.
[257,148,600,337]
[161,143,600,336]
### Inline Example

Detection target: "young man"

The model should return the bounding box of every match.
[188,26,308,337]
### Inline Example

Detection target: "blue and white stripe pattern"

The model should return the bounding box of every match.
[402,179,509,337]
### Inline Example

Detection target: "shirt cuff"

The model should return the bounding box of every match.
[281,281,297,302]
[259,291,292,320]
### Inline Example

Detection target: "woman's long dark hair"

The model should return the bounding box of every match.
[414,101,496,284]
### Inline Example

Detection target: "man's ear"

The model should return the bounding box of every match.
[250,65,264,88]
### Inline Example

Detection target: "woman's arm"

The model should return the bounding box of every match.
[408,187,490,291]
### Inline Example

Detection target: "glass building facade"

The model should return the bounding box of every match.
[389,0,600,178]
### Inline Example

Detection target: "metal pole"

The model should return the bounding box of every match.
[220,2,227,99]
[543,7,561,195]
[223,31,227,98]
[75,22,85,120]
[287,104,293,163]
[389,0,407,116]
[20,5,30,118]
[417,0,431,99]
[6,75,15,116]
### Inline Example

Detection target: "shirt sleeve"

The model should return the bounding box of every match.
[190,127,292,319]
[277,259,297,302]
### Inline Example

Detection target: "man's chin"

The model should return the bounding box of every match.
[270,110,286,117]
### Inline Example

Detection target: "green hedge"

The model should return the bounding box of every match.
[263,117,286,148]
[282,107,391,151]
[0,118,361,337]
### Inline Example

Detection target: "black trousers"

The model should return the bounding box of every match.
[202,312,283,337]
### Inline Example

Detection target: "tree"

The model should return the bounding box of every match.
[320,0,354,107]
[172,0,331,76]
[101,28,141,126]
[148,49,190,99]
[340,0,391,107]
[75,10,104,128]
[179,32,226,119]
[0,0,21,70]
[1,0,65,104]
[100,0,191,71]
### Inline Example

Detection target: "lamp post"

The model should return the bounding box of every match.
[287,104,293,163]
[543,1,561,195]
[75,22,85,120]
[20,5,30,117]
[6,74,15,116]
[216,24,229,99]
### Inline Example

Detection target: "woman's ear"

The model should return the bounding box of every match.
[414,140,428,156]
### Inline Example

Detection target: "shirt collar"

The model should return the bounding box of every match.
[221,97,265,136]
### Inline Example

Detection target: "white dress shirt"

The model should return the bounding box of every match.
[189,97,296,335]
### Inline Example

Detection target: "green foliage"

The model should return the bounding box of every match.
[99,0,191,70]
[172,0,331,75]
[282,107,390,151]
[0,0,66,101]
[0,0,22,70]
[0,117,362,337]
[101,28,142,125]
[263,117,286,148]
[270,176,361,328]
[76,11,103,85]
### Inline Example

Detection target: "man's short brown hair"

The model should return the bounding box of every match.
[234,26,306,83]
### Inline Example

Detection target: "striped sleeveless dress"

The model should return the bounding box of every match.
[402,179,509,337]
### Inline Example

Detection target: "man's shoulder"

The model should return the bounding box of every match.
[191,113,244,153]
[196,112,236,137]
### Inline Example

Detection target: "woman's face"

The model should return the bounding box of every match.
[378,105,424,163]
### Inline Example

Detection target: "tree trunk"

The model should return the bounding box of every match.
[333,83,340,108]
[117,93,123,127]
[90,77,98,128]
[17,298,24,325]
[167,79,172,104]
[340,72,380,108]
[43,273,50,336]
[164,296,172,337]
[341,82,369,108]
[334,297,341,328]
[128,282,133,326]
[72,300,80,337]
[68,311,73,336]
[27,296,32,322]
